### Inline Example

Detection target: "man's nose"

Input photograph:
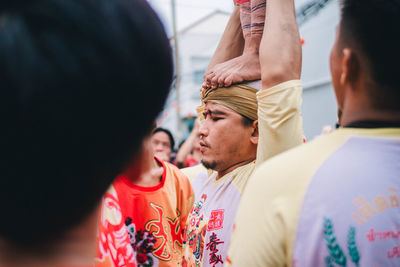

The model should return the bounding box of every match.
[154,143,164,151]
[198,121,208,137]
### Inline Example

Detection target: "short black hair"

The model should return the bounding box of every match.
[339,0,400,110]
[153,127,175,150]
[241,115,254,127]
[0,0,172,246]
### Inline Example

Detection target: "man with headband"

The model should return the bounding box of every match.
[181,0,304,265]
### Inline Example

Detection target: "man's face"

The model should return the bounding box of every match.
[151,131,172,162]
[199,102,255,172]
[330,25,345,111]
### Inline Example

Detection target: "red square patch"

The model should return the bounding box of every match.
[207,209,224,231]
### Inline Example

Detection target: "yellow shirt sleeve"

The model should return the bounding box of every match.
[227,148,309,267]
[255,80,304,167]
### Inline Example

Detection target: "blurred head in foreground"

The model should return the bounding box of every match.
[330,0,400,124]
[0,0,172,263]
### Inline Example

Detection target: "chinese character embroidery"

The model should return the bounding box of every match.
[206,232,224,266]
[207,210,224,231]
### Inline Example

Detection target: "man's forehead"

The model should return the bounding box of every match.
[204,102,236,114]
[152,131,170,142]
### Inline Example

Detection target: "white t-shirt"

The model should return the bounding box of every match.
[182,80,304,267]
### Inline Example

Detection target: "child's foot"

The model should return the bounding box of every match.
[202,51,261,89]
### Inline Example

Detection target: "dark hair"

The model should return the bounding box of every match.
[153,127,175,150]
[339,0,400,110]
[0,0,172,246]
[241,115,254,127]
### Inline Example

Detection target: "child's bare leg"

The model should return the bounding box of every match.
[204,0,265,89]
[249,0,266,46]
[203,2,250,88]
[240,1,252,40]
[202,5,244,84]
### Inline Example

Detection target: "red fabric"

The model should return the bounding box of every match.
[95,187,137,267]
[185,156,199,168]
[113,158,194,267]
[235,0,251,4]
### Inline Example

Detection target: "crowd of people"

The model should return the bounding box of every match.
[0,0,399,267]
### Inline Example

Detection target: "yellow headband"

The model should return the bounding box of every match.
[199,83,259,121]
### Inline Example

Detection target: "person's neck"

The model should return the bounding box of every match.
[341,105,400,127]
[0,206,100,267]
[340,84,400,126]
[216,158,255,180]
[126,154,164,187]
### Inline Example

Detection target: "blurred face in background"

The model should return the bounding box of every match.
[151,131,172,162]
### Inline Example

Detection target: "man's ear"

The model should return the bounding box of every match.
[340,48,360,88]
[250,120,258,145]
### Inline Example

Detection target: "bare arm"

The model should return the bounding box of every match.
[203,3,264,89]
[260,0,302,89]
[175,119,199,168]
[205,5,244,72]
[254,0,303,165]
[227,1,303,266]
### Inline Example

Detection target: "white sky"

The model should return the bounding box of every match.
[148,0,312,36]
[148,0,233,36]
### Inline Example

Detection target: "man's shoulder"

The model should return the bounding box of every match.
[250,131,351,196]
[181,164,208,182]
[163,161,195,194]
[163,162,195,216]
[255,127,400,183]
[164,161,190,181]
[112,175,131,194]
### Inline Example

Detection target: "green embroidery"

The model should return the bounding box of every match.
[323,217,347,267]
[323,218,362,267]
[347,227,360,267]
[325,255,334,267]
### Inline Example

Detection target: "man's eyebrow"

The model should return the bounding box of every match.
[208,109,227,116]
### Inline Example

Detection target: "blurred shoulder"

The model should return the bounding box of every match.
[181,164,208,182]
[248,131,351,196]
